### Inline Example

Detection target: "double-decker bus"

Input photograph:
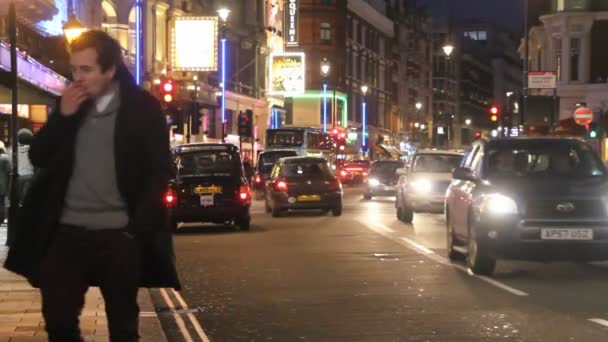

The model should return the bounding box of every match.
[265,127,335,161]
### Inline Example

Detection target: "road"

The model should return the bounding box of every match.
[152,186,608,341]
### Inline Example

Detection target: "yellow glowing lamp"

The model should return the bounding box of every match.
[63,13,86,44]
[164,94,173,103]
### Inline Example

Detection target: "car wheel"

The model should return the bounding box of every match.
[446,212,465,260]
[396,207,404,220]
[332,205,342,217]
[363,193,372,200]
[271,206,283,218]
[236,215,251,231]
[466,224,496,276]
[400,208,413,223]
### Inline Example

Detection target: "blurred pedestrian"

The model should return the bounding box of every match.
[0,141,10,224]
[16,128,34,204]
[4,30,180,342]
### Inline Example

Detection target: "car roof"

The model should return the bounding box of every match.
[173,143,238,153]
[482,137,585,148]
[414,149,464,156]
[280,156,327,163]
[260,149,298,155]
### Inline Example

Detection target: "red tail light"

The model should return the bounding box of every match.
[274,178,288,191]
[164,189,176,206]
[340,170,348,177]
[363,172,368,177]
[329,179,341,191]
[239,184,251,201]
[254,174,262,184]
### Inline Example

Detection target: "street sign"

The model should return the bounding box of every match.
[574,106,593,126]
[528,72,557,89]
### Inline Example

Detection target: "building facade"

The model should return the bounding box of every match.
[525,0,608,128]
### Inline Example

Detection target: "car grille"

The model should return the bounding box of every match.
[524,200,606,219]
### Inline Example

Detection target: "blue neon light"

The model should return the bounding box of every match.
[322,84,328,132]
[135,0,142,85]
[221,38,226,124]
[362,101,367,147]
[274,108,279,128]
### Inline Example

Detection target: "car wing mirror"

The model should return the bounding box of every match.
[452,167,475,181]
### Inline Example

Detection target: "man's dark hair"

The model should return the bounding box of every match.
[70,30,123,74]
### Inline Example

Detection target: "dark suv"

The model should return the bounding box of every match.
[167,143,251,231]
[265,157,342,217]
[252,150,298,199]
[446,138,608,276]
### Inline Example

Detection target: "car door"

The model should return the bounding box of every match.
[450,145,481,237]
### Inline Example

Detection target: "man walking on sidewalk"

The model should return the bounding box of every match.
[4,30,180,342]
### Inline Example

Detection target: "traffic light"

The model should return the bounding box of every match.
[474,131,482,140]
[161,80,175,103]
[238,110,253,137]
[191,102,202,135]
[489,105,499,122]
[587,122,601,139]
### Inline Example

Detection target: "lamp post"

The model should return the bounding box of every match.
[218,7,230,143]
[63,0,86,44]
[361,85,368,153]
[414,102,422,142]
[321,59,330,132]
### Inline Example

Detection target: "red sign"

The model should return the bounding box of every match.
[574,107,593,126]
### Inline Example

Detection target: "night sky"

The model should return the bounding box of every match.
[416,0,525,35]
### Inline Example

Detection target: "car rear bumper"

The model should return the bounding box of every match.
[169,202,250,223]
[271,192,342,210]
[474,216,608,261]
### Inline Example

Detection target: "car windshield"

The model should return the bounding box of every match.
[485,141,605,178]
[176,151,238,176]
[371,162,403,176]
[281,161,332,179]
[258,151,297,173]
[412,154,462,173]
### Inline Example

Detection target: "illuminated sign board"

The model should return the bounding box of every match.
[268,53,305,95]
[0,43,68,96]
[285,0,298,47]
[171,17,218,71]
[265,0,284,54]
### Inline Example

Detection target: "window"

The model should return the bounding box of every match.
[464,31,487,41]
[554,38,562,80]
[536,48,543,71]
[557,0,565,11]
[570,38,580,81]
[320,23,332,43]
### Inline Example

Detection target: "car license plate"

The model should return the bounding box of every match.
[195,186,222,194]
[200,194,214,207]
[297,195,321,202]
[541,228,593,240]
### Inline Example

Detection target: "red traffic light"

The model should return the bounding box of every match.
[163,82,174,92]
[474,131,482,138]
[489,105,499,115]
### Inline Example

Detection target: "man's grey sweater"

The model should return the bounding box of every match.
[60,87,129,230]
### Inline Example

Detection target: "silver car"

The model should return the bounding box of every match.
[395,150,464,223]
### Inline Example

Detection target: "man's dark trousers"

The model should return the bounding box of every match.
[39,225,141,342]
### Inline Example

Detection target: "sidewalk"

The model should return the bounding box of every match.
[0,226,167,342]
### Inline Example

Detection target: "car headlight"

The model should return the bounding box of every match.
[481,194,518,215]
[368,178,380,187]
[410,179,432,193]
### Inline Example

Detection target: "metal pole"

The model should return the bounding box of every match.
[551,88,557,135]
[522,0,529,127]
[323,83,328,132]
[221,28,226,143]
[7,2,18,246]
[362,98,367,151]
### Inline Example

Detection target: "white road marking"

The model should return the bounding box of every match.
[589,318,608,328]
[159,288,194,342]
[365,222,529,297]
[171,289,211,342]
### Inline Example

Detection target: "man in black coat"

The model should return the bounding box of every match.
[4,30,180,341]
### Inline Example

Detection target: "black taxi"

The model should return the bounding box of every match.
[167,143,252,231]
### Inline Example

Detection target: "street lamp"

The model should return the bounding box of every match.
[442,44,454,58]
[63,11,86,44]
[415,102,422,110]
[361,85,368,152]
[321,59,330,132]
[218,7,230,142]
[465,118,472,126]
